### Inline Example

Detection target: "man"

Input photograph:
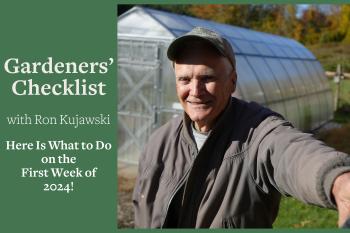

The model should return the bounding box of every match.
[132,27,350,228]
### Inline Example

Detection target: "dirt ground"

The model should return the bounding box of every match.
[118,175,136,228]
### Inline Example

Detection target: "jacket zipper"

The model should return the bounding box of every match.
[161,149,197,228]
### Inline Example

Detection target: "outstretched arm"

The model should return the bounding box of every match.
[332,172,350,227]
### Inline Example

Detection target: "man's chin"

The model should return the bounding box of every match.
[187,113,211,123]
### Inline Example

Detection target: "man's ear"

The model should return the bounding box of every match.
[231,70,237,91]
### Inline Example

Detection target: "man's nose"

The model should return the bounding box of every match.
[190,80,204,96]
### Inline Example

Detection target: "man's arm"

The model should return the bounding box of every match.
[249,116,350,211]
[332,172,350,227]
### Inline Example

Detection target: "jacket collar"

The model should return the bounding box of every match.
[181,97,236,148]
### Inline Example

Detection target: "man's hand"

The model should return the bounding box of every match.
[332,172,350,227]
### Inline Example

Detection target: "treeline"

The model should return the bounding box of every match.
[146,4,350,45]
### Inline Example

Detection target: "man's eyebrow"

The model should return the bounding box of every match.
[196,72,217,78]
[198,74,215,77]
[176,75,191,79]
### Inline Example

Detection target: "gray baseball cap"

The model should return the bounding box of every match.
[167,27,236,70]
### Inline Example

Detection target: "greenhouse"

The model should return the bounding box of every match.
[117,6,333,164]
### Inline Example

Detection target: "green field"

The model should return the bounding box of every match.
[328,79,350,124]
[307,43,350,72]
[274,197,338,228]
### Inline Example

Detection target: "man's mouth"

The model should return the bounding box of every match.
[187,100,211,105]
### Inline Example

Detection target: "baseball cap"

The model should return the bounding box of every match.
[167,27,236,70]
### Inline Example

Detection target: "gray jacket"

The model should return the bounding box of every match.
[133,97,350,228]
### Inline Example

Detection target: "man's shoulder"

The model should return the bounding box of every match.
[232,98,283,123]
[140,115,183,166]
[148,114,183,144]
[229,98,288,140]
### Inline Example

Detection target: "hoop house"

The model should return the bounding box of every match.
[118,6,333,164]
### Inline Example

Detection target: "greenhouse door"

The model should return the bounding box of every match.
[117,38,162,164]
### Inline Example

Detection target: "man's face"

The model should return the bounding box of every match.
[174,43,236,132]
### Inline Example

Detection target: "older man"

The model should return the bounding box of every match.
[132,27,350,228]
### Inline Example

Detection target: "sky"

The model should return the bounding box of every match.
[297,4,309,17]
[296,4,334,18]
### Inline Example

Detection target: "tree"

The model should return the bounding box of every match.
[339,5,350,44]
[141,4,348,45]
[187,5,250,26]
[299,5,329,44]
[144,4,193,16]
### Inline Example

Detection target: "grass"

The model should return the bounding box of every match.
[307,43,350,72]
[328,79,350,124]
[274,197,338,228]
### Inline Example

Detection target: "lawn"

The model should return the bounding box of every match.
[307,43,350,72]
[274,197,338,228]
[328,79,350,124]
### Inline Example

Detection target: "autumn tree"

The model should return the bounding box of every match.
[339,5,350,43]
[142,4,349,45]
